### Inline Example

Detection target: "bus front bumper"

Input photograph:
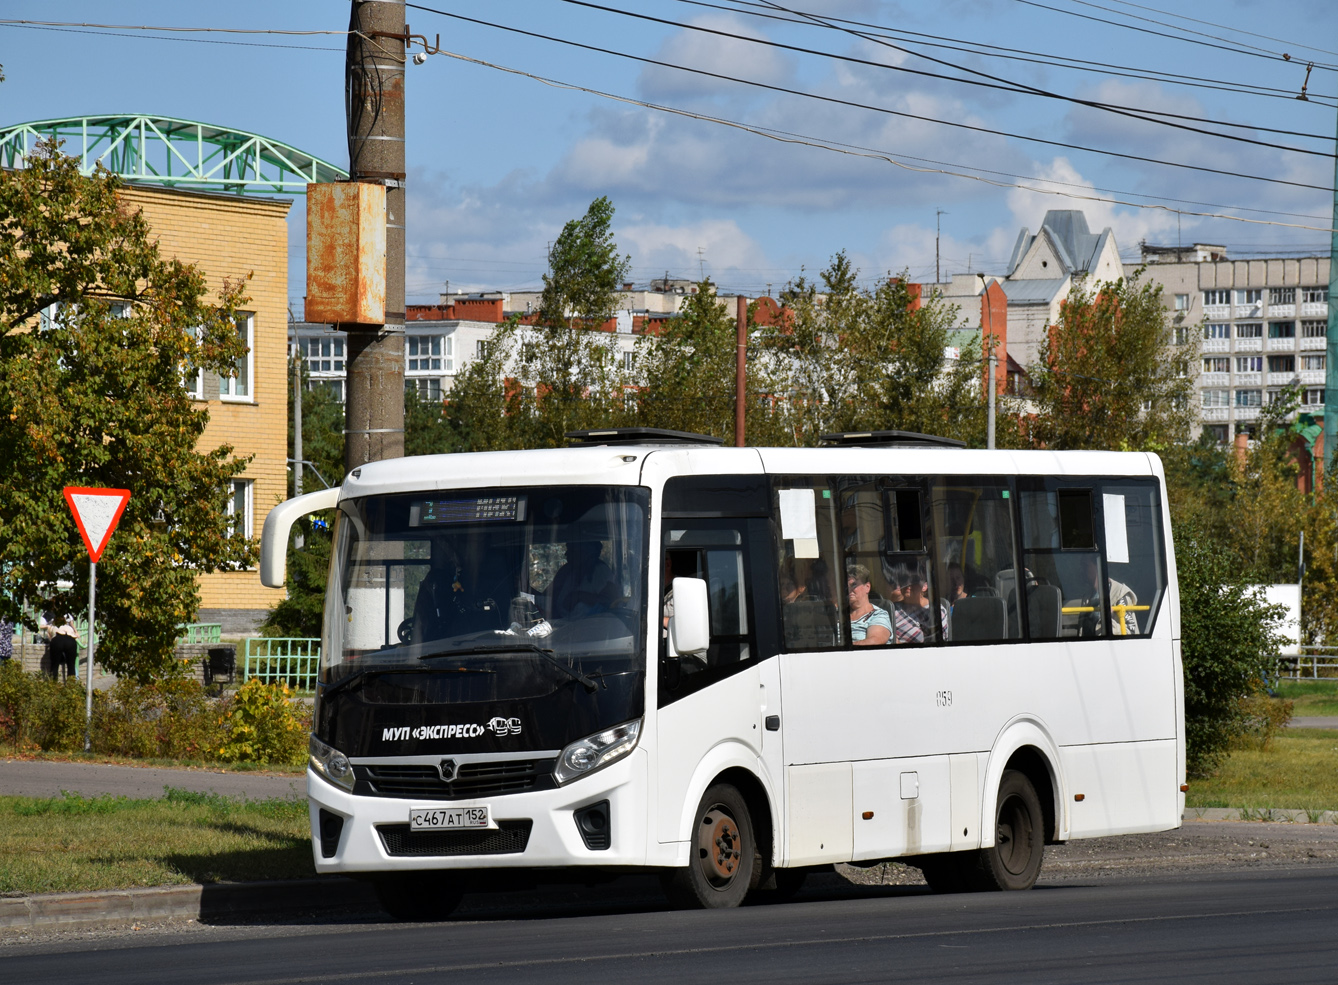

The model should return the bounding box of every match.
[306,749,649,874]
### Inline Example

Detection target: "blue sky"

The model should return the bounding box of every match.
[3,0,1336,311]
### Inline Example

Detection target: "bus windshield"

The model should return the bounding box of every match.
[322,485,649,685]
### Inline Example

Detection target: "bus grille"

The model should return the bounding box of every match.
[355,759,555,800]
[377,820,533,857]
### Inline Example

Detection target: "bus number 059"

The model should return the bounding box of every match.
[936,690,952,708]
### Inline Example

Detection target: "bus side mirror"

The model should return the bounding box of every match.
[669,577,710,657]
[260,487,340,587]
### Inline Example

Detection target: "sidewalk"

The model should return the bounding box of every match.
[0,758,305,800]
[1289,716,1338,729]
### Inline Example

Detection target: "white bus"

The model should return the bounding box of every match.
[260,428,1184,918]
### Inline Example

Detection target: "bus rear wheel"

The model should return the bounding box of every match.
[973,769,1044,891]
[662,783,758,909]
[372,872,465,921]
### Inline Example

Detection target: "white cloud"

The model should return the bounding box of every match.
[618,218,770,280]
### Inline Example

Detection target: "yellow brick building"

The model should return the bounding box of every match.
[119,185,291,633]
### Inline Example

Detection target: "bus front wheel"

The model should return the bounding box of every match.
[661,783,758,909]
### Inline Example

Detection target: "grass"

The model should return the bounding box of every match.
[0,789,314,895]
[1274,678,1338,717]
[1186,728,1338,812]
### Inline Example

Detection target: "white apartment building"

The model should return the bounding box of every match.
[1130,247,1330,442]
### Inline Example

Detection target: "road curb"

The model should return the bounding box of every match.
[1186,807,1338,824]
[0,878,377,933]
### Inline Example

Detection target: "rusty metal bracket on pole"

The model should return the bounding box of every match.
[367,24,442,55]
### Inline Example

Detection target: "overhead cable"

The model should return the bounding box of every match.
[406,4,1331,192]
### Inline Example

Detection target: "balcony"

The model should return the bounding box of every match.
[1267,337,1297,351]
[1236,338,1262,351]
[1199,372,1229,386]
[1302,302,1328,318]
[1267,304,1296,318]
[1200,407,1229,422]
[1268,372,1297,385]
[1300,370,1326,385]
[1300,335,1326,350]
[1234,372,1261,385]
[1204,305,1230,320]
[1234,406,1260,420]
[1202,338,1229,353]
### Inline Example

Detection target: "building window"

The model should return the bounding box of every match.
[406,377,442,402]
[1303,388,1326,406]
[476,339,487,360]
[219,312,253,400]
[1204,323,1229,340]
[1302,320,1327,338]
[1302,354,1326,371]
[1201,389,1229,408]
[1174,294,1190,311]
[311,379,344,402]
[1303,287,1328,304]
[1234,289,1261,306]
[1267,355,1295,373]
[623,351,635,372]
[1202,357,1229,374]
[1269,321,1296,339]
[1270,287,1296,306]
[1203,290,1230,307]
[305,337,345,373]
[407,336,443,372]
[1234,389,1262,407]
[1205,424,1229,443]
[227,479,253,538]
[1236,323,1263,338]
[1236,356,1263,373]
[444,335,454,373]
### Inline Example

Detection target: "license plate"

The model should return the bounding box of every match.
[409,805,491,830]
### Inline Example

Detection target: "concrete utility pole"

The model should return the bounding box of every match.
[344,1,406,471]
[1324,99,1338,475]
[735,296,748,446]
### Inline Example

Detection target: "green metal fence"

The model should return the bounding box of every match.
[176,623,222,645]
[242,637,321,691]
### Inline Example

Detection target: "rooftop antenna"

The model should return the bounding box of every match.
[697,246,706,280]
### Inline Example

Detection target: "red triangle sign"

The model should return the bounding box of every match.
[63,487,131,562]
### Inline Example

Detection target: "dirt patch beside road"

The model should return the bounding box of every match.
[840,818,1338,886]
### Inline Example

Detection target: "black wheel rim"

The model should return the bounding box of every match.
[996,794,1035,876]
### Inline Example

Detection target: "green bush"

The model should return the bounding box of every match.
[0,661,87,752]
[1176,521,1288,777]
[93,677,225,760]
[1235,693,1294,749]
[214,679,310,767]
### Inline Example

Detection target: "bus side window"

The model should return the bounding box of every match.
[1018,486,1104,639]
[932,479,1021,643]
[775,479,845,650]
[1096,480,1166,637]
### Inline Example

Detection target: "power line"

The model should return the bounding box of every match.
[0,18,352,36]
[0,22,343,52]
[560,0,1334,149]
[696,0,1336,104]
[407,4,1331,192]
[405,38,1336,232]
[1097,0,1338,59]
[1004,0,1338,70]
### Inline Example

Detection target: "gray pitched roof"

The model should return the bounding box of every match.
[1001,278,1069,305]
[1007,210,1106,277]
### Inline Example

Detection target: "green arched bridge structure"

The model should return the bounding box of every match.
[0,115,347,194]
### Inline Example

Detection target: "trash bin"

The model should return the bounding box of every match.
[203,645,236,687]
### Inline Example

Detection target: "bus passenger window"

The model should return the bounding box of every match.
[931,479,1020,643]
[775,479,845,650]
[1019,487,1105,639]
[1096,481,1167,637]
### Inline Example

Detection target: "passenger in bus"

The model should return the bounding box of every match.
[846,563,892,646]
[1078,554,1139,636]
[885,565,924,644]
[899,562,947,641]
[550,539,618,619]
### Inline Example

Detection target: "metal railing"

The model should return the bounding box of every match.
[176,623,222,645]
[241,637,321,691]
[1274,646,1338,680]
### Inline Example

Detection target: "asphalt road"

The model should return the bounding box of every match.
[4,862,1337,984]
[0,759,304,800]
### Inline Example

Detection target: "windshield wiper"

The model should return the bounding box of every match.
[420,641,602,692]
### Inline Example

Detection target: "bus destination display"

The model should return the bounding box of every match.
[412,495,526,526]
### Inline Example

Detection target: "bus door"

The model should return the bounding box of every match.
[655,514,782,844]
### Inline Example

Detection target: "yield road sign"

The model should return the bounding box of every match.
[63,487,131,562]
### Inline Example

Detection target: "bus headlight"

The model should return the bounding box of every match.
[309,734,355,792]
[553,719,642,786]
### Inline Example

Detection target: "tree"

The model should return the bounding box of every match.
[631,279,742,441]
[756,254,998,446]
[0,146,253,680]
[1028,272,1195,451]
[515,197,633,446]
